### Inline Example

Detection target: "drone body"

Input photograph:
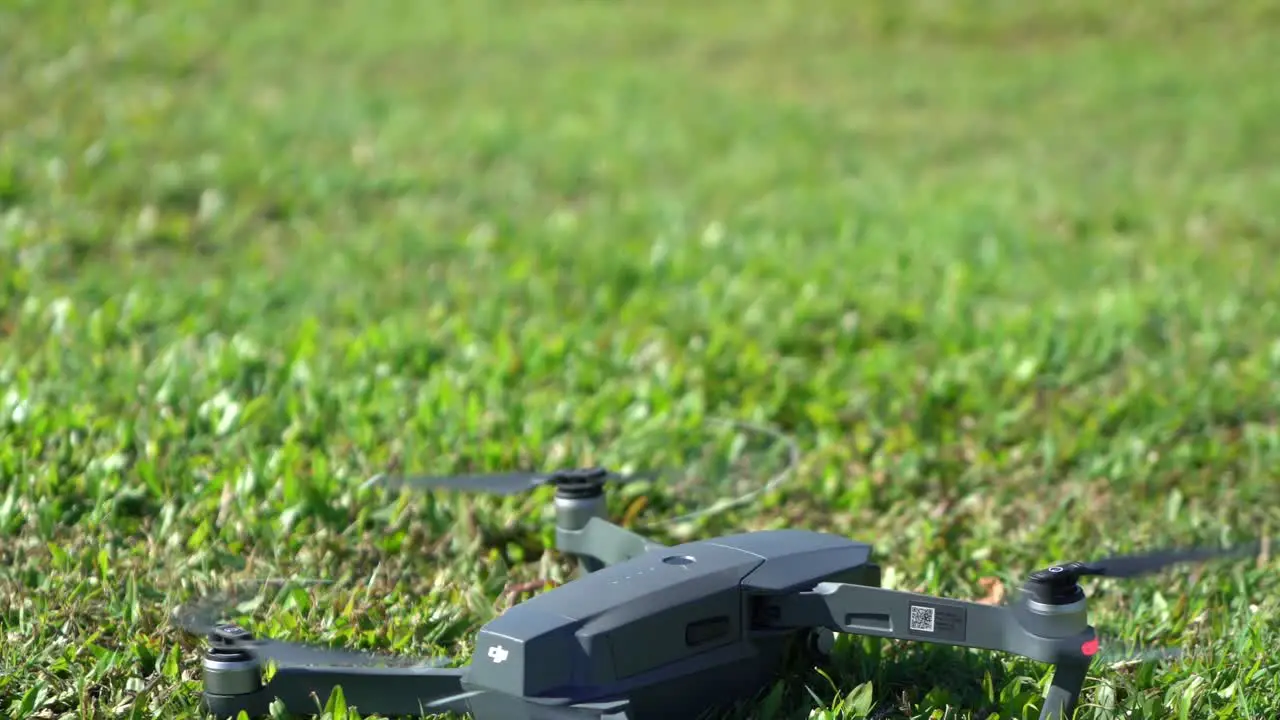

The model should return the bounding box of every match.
[462,528,878,720]
[191,466,1260,720]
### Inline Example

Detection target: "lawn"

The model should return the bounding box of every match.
[2,0,1279,718]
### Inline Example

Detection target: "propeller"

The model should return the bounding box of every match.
[1089,634,1186,669]
[180,617,454,669]
[1062,541,1262,579]
[425,688,624,720]
[362,418,802,533]
[172,588,452,669]
[1022,539,1263,603]
[363,465,660,496]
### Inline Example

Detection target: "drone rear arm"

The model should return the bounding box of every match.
[754,582,1095,720]
[203,663,467,719]
[555,515,667,571]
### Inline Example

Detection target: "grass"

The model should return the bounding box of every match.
[2,0,1280,717]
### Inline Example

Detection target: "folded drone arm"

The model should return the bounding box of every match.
[203,664,467,719]
[556,516,667,571]
[754,582,1095,720]
[755,582,1048,659]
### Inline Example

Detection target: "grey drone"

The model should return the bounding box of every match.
[181,466,1260,720]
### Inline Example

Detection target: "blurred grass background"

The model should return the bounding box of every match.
[2,1,1279,718]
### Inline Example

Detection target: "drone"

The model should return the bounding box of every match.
[181,465,1262,720]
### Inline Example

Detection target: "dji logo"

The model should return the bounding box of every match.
[487,645,510,664]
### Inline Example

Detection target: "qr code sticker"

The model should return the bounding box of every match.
[909,605,935,633]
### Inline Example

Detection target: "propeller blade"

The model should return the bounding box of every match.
[246,635,446,668]
[607,469,662,485]
[1097,641,1184,668]
[426,689,609,719]
[172,585,452,670]
[370,471,553,495]
[424,689,486,713]
[364,466,661,495]
[1021,539,1263,603]
[1086,629,1186,668]
[195,622,453,669]
[1079,541,1262,579]
[170,578,337,637]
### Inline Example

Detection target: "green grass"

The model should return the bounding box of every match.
[3,0,1280,717]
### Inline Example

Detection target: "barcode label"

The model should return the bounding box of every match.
[909,605,936,633]
[907,602,966,641]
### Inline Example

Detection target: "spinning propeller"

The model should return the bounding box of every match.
[365,466,659,497]
[1011,538,1264,667]
[1022,540,1262,603]
[1048,541,1261,579]
[173,588,453,669]
[363,418,802,529]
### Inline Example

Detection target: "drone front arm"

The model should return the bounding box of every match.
[754,582,1043,659]
[202,661,467,719]
[754,582,1096,720]
[555,516,667,571]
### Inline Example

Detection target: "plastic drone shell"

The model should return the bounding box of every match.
[464,529,880,705]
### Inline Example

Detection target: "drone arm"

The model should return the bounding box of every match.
[755,582,1039,656]
[754,582,1096,720]
[555,515,666,570]
[203,663,467,719]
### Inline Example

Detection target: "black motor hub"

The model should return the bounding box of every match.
[1022,563,1088,605]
